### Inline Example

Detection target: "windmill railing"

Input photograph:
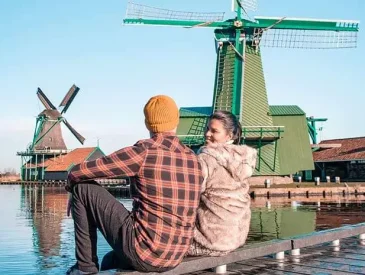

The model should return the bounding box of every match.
[17,149,72,156]
[177,134,205,146]
[242,126,284,172]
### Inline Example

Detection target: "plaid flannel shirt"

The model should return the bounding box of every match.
[67,133,203,268]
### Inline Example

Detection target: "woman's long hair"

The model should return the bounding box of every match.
[208,111,242,145]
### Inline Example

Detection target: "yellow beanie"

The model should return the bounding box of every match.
[143,95,179,133]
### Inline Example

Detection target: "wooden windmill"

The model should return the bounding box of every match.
[32,85,85,151]
[123,1,359,176]
[17,85,85,181]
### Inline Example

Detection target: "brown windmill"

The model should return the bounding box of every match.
[17,85,85,181]
[32,84,85,151]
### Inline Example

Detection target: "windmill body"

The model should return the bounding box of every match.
[34,109,67,151]
[17,85,86,181]
[125,0,359,178]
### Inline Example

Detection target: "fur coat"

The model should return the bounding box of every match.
[188,143,257,256]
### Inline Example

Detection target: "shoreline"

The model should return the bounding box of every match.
[1,181,365,199]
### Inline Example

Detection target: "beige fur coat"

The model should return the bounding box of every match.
[188,144,257,256]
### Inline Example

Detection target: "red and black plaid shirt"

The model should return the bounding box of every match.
[68,133,203,268]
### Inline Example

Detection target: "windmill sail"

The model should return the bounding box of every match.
[125,2,225,25]
[60,84,80,114]
[37,88,57,110]
[63,119,85,145]
[232,0,257,12]
[252,17,359,49]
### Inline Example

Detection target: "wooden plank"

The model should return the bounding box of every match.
[110,232,365,275]
[115,239,292,275]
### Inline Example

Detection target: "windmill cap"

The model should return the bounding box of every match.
[143,95,179,133]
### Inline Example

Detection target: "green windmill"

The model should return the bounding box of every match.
[124,1,359,177]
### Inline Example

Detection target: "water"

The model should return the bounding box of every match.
[1,185,365,274]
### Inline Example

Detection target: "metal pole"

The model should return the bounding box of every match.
[20,156,23,181]
[232,2,243,116]
[25,158,28,181]
[42,154,45,180]
[35,154,38,181]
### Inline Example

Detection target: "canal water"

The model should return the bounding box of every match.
[1,185,365,274]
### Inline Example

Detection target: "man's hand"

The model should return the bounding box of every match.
[65,179,74,193]
[67,193,73,217]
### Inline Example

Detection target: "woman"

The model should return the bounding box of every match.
[188,110,257,256]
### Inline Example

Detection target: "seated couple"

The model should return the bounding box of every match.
[65,95,257,275]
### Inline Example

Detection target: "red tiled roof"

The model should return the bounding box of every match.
[45,147,98,172]
[26,158,55,169]
[313,137,365,162]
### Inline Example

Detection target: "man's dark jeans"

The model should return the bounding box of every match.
[71,181,172,273]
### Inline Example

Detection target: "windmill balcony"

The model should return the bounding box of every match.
[242,126,284,145]
[17,148,72,157]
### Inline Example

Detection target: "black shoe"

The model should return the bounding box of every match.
[66,264,97,275]
[101,251,119,271]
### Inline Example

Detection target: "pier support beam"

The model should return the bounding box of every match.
[275,251,285,260]
[214,265,227,274]
[290,249,300,256]
[359,234,365,240]
[331,239,340,246]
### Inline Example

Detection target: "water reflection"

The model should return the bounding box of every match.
[248,196,365,243]
[1,185,365,274]
[21,186,70,271]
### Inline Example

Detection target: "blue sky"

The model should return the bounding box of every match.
[0,0,364,171]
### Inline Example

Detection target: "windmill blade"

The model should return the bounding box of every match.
[233,0,258,12]
[124,2,226,28]
[63,119,85,145]
[60,84,80,114]
[255,28,358,49]
[37,88,56,110]
[251,17,359,49]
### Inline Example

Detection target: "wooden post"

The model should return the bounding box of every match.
[335,176,341,184]
[326,176,331,183]
[315,177,320,186]
[265,179,271,188]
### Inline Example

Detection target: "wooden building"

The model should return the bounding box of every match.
[22,147,105,181]
[313,137,365,181]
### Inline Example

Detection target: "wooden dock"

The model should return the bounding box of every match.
[0,179,129,187]
[100,223,365,275]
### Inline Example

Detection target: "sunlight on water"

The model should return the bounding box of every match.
[1,185,365,274]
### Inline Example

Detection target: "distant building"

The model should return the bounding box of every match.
[22,147,105,181]
[312,137,365,181]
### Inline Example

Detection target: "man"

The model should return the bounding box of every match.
[65,95,203,275]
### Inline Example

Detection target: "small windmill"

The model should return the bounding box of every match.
[123,1,359,176]
[17,85,85,181]
[31,84,85,151]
